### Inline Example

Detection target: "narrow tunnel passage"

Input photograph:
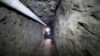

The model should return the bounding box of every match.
[0,0,59,56]
[35,21,59,56]
[1,0,100,56]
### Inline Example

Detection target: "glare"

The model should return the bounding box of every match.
[45,27,51,35]
[46,27,50,32]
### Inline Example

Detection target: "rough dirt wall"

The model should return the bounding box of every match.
[21,0,58,23]
[0,0,100,56]
[54,0,100,56]
[0,0,44,56]
[0,0,59,56]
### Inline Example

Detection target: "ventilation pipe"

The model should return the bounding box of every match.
[0,0,47,26]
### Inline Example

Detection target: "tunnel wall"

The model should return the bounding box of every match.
[54,0,100,56]
[0,4,43,56]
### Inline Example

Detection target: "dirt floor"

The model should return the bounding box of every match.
[35,38,58,56]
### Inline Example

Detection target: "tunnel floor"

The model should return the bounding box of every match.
[35,38,58,56]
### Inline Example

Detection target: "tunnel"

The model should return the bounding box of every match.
[0,0,100,56]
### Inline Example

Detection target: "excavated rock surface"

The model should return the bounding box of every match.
[54,0,100,56]
[1,0,100,56]
[0,0,58,56]
[0,1,44,56]
[21,0,58,23]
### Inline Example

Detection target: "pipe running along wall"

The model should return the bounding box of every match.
[0,0,47,26]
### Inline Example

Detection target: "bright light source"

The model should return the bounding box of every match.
[46,27,50,32]
[45,27,51,35]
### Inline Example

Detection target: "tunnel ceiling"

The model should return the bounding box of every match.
[20,0,72,23]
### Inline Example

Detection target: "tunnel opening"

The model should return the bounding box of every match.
[41,19,59,56]
[44,21,54,40]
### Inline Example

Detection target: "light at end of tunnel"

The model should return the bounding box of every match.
[45,27,51,35]
[46,27,50,32]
